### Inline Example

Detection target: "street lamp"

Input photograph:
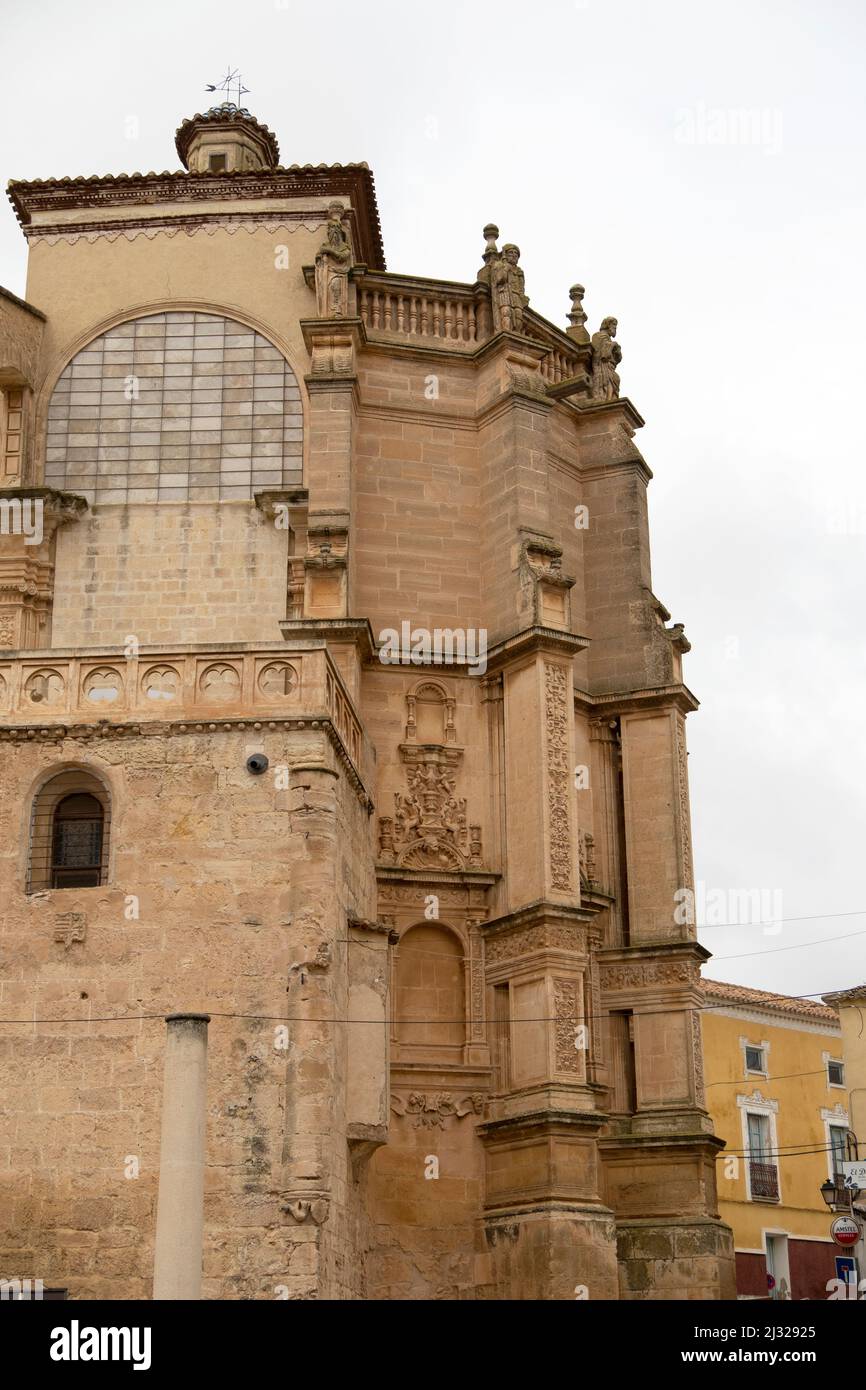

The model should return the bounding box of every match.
[820,1178,838,1210]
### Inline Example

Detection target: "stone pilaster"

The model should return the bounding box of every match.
[619,704,696,945]
[477,903,618,1299]
[476,333,554,644]
[0,487,87,649]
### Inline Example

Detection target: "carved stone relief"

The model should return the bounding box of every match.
[553,979,582,1075]
[54,911,86,946]
[600,959,697,991]
[391,1092,484,1129]
[484,921,585,963]
[378,693,482,870]
[544,662,573,891]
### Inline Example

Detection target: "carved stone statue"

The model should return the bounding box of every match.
[490,243,529,333]
[591,316,622,401]
[314,201,352,319]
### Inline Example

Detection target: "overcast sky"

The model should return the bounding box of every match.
[3,0,864,1001]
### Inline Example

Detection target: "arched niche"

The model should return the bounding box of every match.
[394,922,466,1058]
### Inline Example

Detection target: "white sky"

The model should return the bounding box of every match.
[3,0,865,1000]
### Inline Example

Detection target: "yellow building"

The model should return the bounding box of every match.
[702,979,851,1299]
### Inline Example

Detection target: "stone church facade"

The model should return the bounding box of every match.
[0,104,735,1299]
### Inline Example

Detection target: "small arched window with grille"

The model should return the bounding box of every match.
[27,770,111,893]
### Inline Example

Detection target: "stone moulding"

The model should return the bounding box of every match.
[28,218,323,248]
[0,643,373,808]
[598,942,710,997]
[8,166,386,269]
[0,715,373,811]
[573,682,699,718]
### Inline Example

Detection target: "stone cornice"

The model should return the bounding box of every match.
[0,486,88,536]
[574,683,700,717]
[598,940,712,968]
[376,866,498,891]
[705,1004,841,1037]
[482,899,598,936]
[485,626,589,674]
[597,941,710,1002]
[280,618,377,663]
[8,165,386,269]
[552,451,654,487]
[573,396,646,431]
[0,713,372,809]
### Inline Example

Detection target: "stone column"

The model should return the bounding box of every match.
[152,1013,210,1300]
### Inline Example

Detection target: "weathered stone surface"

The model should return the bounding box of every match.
[0,103,732,1301]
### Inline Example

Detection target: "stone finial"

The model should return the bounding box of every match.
[566,284,590,345]
[590,316,622,402]
[478,223,500,283]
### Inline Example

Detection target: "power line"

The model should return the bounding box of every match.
[705,1069,830,1088]
[715,1144,845,1161]
[712,928,866,961]
[696,909,866,931]
[0,998,842,1026]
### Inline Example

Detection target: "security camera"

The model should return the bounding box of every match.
[246,753,269,775]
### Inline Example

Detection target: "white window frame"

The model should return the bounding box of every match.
[822,1106,851,1181]
[740,1035,770,1078]
[737,1090,781,1203]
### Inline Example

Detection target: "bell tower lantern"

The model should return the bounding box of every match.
[175,102,280,173]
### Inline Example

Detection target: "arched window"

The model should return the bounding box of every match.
[44,311,303,504]
[28,770,111,893]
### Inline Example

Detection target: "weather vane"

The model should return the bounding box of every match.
[205,67,250,108]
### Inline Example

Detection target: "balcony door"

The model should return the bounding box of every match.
[747,1112,779,1201]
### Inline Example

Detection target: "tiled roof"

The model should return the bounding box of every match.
[6,164,386,269]
[702,976,841,1023]
[175,107,280,168]
[822,983,866,1005]
[7,161,372,191]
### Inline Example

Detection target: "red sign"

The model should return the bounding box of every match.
[831,1215,862,1248]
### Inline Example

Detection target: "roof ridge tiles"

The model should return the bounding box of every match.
[702,976,841,1021]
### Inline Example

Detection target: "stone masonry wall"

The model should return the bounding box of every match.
[50,502,289,649]
[0,723,374,1299]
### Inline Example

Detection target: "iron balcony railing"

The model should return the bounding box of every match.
[750,1161,780,1200]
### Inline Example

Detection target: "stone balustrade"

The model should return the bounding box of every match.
[359,276,481,345]
[0,640,369,795]
[357,275,589,399]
